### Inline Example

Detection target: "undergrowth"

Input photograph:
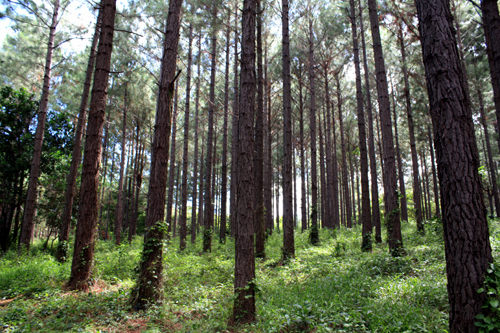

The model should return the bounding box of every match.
[1,219,498,332]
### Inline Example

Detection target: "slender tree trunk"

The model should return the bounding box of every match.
[56,8,101,261]
[166,84,179,240]
[130,0,183,307]
[308,19,319,244]
[427,126,440,219]
[415,0,493,330]
[399,22,423,234]
[190,32,202,244]
[323,66,335,229]
[319,114,327,229]
[350,0,371,248]
[359,0,381,242]
[481,0,500,151]
[179,23,193,251]
[391,78,408,223]
[230,2,239,238]
[114,86,128,245]
[254,0,265,257]
[203,11,218,253]
[67,0,116,290]
[233,0,256,323]
[20,0,60,250]
[264,40,273,236]
[331,102,340,229]
[198,145,205,233]
[368,0,402,254]
[282,0,295,256]
[299,66,307,232]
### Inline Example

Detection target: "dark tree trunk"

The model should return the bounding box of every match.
[264,41,273,236]
[308,19,319,244]
[368,0,402,254]
[415,0,494,330]
[57,8,101,261]
[166,84,179,240]
[130,0,183,308]
[318,113,327,229]
[190,33,202,244]
[350,0,371,249]
[331,101,340,229]
[114,87,128,245]
[282,0,295,256]
[359,0,381,242]
[198,144,205,233]
[399,22,423,234]
[254,0,265,257]
[20,0,60,250]
[481,0,500,152]
[179,23,193,251]
[391,78,408,223]
[336,73,352,229]
[230,2,239,238]
[67,0,116,290]
[203,12,218,253]
[233,0,256,323]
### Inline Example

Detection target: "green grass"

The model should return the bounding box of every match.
[1,219,498,332]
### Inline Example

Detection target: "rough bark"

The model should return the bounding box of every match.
[282,0,295,256]
[233,0,256,323]
[427,126,440,219]
[415,0,494,330]
[19,0,60,250]
[368,0,402,254]
[67,0,116,290]
[166,84,179,240]
[56,8,101,261]
[254,0,265,257]
[130,0,183,308]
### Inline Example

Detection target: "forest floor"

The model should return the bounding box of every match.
[1,218,500,332]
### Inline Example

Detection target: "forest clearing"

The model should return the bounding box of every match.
[3,220,498,332]
[1,0,500,331]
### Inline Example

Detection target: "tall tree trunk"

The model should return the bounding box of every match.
[475,63,500,217]
[299,66,307,232]
[415,0,493,330]
[481,0,500,151]
[359,0,381,242]
[391,78,408,223]
[198,144,205,234]
[319,114,327,229]
[336,73,352,229]
[20,0,60,250]
[114,86,128,245]
[264,39,273,236]
[230,2,239,238]
[179,23,193,251]
[308,19,319,244]
[323,66,335,229]
[56,8,101,261]
[331,101,340,229]
[368,0,402,254]
[166,84,179,240]
[427,126,440,219]
[233,0,256,323]
[130,0,183,308]
[67,0,116,290]
[190,32,202,244]
[350,0,371,248]
[399,22,423,234]
[282,0,295,256]
[203,11,218,253]
[254,0,265,257]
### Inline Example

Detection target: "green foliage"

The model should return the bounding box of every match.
[2,220,496,332]
[476,263,500,332]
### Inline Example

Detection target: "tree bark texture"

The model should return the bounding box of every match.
[130,0,183,308]
[67,0,116,290]
[20,0,60,250]
[166,85,178,239]
[233,0,256,323]
[415,0,493,330]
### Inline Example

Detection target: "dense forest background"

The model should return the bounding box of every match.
[1,0,500,331]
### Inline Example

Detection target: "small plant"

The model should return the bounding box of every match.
[476,263,500,332]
